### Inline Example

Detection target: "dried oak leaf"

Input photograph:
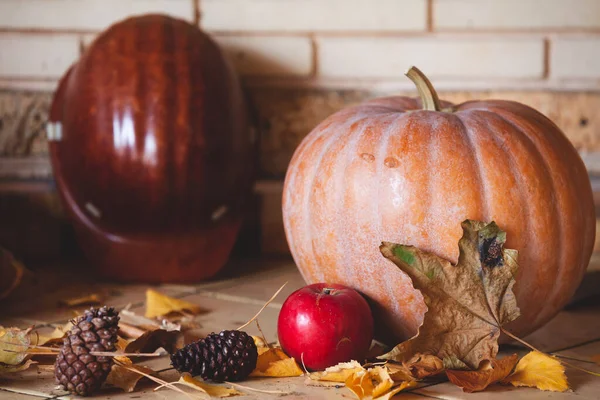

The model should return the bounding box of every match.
[379,220,520,370]
[250,347,304,377]
[502,351,569,392]
[345,366,416,400]
[446,354,518,393]
[178,373,242,397]
[145,289,204,319]
[106,356,154,393]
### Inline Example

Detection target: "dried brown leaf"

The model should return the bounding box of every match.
[404,353,444,379]
[446,354,518,392]
[124,329,181,355]
[380,220,520,369]
[106,356,154,393]
[0,359,35,374]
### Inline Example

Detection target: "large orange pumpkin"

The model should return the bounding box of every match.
[282,67,595,342]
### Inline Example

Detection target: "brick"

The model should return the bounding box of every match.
[0,0,194,31]
[0,34,79,78]
[317,37,544,79]
[0,91,52,157]
[215,36,312,77]
[2,89,600,178]
[202,0,426,32]
[551,37,600,79]
[434,0,600,30]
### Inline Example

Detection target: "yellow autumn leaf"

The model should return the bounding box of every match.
[345,366,416,400]
[252,336,270,356]
[179,373,242,397]
[0,327,31,366]
[106,356,155,393]
[145,289,204,318]
[309,361,365,383]
[59,293,103,307]
[250,348,304,377]
[503,351,569,392]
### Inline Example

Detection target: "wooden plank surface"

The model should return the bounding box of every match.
[0,258,599,399]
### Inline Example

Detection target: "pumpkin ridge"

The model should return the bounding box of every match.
[484,109,564,330]
[290,119,343,283]
[336,115,377,286]
[452,113,490,221]
[305,114,372,283]
[376,113,416,324]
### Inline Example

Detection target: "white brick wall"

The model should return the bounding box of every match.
[0,0,599,90]
[551,37,600,79]
[0,0,194,30]
[216,36,313,77]
[317,37,544,79]
[202,0,427,32]
[435,0,600,30]
[0,34,79,78]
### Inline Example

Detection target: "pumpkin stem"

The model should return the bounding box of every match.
[405,66,442,112]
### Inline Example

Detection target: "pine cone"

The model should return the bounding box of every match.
[171,330,258,381]
[54,306,120,396]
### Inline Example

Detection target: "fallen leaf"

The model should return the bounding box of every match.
[116,336,132,351]
[0,248,25,300]
[503,351,569,392]
[36,322,72,348]
[252,336,270,355]
[384,363,414,383]
[380,220,520,369]
[179,373,242,397]
[145,289,204,319]
[404,353,444,379]
[250,347,304,377]
[124,329,181,354]
[345,366,416,400]
[106,356,154,392]
[0,359,35,374]
[446,354,518,392]
[309,360,364,382]
[592,354,600,365]
[59,293,103,307]
[0,327,32,366]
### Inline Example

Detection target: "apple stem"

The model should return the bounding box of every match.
[323,288,334,295]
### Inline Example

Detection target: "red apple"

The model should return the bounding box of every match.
[277,283,374,371]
